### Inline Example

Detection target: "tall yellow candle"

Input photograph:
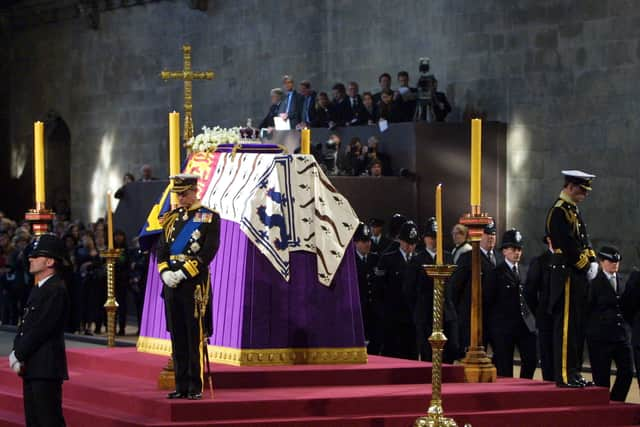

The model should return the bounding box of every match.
[436,183,443,265]
[34,121,45,206]
[169,111,181,176]
[301,128,311,154]
[169,112,181,207]
[470,118,482,206]
[106,192,114,250]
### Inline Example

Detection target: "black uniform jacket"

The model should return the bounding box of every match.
[13,274,69,380]
[157,202,220,336]
[623,271,640,346]
[545,193,596,308]
[485,261,534,336]
[524,249,554,328]
[586,271,630,343]
[355,251,383,317]
[375,249,420,325]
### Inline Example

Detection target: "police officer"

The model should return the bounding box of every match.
[586,247,633,401]
[368,218,391,254]
[353,223,382,354]
[157,174,220,400]
[545,170,597,388]
[524,235,555,381]
[11,233,70,426]
[415,217,459,362]
[450,222,497,359]
[376,220,420,359]
[485,229,537,378]
[383,213,408,254]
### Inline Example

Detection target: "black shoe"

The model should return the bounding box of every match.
[575,376,595,387]
[187,392,202,400]
[167,391,186,399]
[117,329,125,336]
[556,380,585,388]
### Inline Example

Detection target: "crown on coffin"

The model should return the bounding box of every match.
[187,123,263,152]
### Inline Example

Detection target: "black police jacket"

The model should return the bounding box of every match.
[586,271,630,343]
[485,261,535,336]
[13,274,69,380]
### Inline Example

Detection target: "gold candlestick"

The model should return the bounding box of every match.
[459,211,496,383]
[101,248,121,347]
[414,264,459,427]
[25,121,55,234]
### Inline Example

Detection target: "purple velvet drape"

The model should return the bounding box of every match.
[140,219,365,349]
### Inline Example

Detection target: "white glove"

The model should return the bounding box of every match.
[9,351,21,374]
[161,271,179,288]
[587,262,599,281]
[174,270,187,285]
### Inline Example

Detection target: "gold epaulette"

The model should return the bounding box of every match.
[160,208,179,225]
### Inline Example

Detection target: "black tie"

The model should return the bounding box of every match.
[488,251,496,267]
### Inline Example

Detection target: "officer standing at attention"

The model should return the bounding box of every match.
[415,217,458,363]
[524,235,556,381]
[157,174,220,400]
[545,170,597,388]
[10,233,70,426]
[353,223,382,354]
[376,220,421,359]
[450,222,497,359]
[586,247,633,401]
[485,229,537,378]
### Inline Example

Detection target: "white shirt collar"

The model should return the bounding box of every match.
[505,259,518,271]
[37,274,55,288]
[604,271,616,281]
[426,248,436,259]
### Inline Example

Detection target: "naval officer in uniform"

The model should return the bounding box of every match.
[157,174,220,400]
[545,170,597,388]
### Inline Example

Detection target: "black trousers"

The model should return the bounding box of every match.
[23,379,65,427]
[538,319,555,381]
[588,338,633,402]
[552,273,587,384]
[417,319,460,364]
[164,283,203,394]
[490,326,537,379]
[382,321,417,360]
[362,305,383,355]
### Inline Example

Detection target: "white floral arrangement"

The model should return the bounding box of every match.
[186,126,242,152]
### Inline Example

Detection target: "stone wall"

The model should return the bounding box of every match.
[4,0,640,265]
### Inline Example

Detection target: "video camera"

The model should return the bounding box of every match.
[415,57,437,121]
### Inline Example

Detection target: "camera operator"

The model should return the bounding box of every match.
[414,58,438,122]
[432,78,452,122]
[318,134,345,176]
[395,71,417,122]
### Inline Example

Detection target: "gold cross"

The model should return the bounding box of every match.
[160,45,215,143]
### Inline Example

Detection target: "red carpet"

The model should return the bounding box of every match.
[0,348,638,426]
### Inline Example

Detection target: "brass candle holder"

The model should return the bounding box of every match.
[414,264,459,427]
[101,248,121,347]
[25,205,55,236]
[459,210,496,383]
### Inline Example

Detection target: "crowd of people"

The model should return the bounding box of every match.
[353,171,640,402]
[259,72,452,131]
[0,211,150,337]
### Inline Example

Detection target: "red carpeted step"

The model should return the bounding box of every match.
[0,409,24,427]
[449,403,640,427]
[65,348,466,387]
[0,385,25,415]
